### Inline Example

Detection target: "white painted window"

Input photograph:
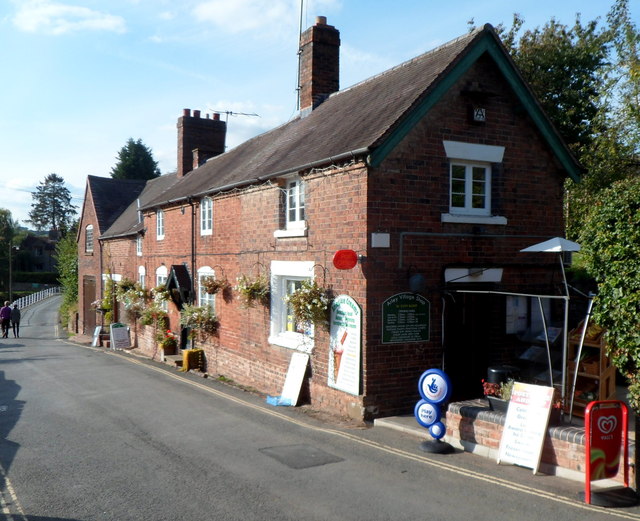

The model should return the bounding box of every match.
[138,266,146,289]
[449,162,491,216]
[197,266,215,311]
[286,177,305,229]
[156,265,168,311]
[156,209,164,240]
[85,225,94,253]
[269,260,314,352]
[441,140,507,226]
[136,235,143,256]
[200,197,213,236]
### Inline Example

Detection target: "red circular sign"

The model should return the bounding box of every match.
[333,249,358,270]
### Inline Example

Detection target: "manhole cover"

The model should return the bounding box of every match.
[259,444,344,469]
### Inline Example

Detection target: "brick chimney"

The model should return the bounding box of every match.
[177,109,226,177]
[299,16,340,113]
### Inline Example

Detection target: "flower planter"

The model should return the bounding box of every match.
[486,396,509,413]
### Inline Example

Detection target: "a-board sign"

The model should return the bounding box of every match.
[109,323,131,350]
[280,353,309,406]
[382,293,430,344]
[497,382,554,474]
[91,326,102,347]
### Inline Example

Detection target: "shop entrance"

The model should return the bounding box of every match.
[443,292,499,401]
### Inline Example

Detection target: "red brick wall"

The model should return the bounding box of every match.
[362,54,566,416]
[94,54,570,421]
[77,194,101,335]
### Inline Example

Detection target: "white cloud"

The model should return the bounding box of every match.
[192,0,341,36]
[12,0,126,35]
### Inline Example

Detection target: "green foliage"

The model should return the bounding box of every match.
[110,138,161,180]
[476,1,640,238]
[28,174,77,233]
[0,209,17,294]
[579,176,640,411]
[179,304,218,336]
[115,278,149,319]
[285,279,331,329]
[235,274,270,307]
[496,13,609,155]
[54,230,78,325]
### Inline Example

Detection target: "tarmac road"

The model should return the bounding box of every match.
[0,296,638,520]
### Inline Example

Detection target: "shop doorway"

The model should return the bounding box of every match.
[443,292,498,401]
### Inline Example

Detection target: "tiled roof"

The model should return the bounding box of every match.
[87,176,147,235]
[141,26,489,210]
[100,173,180,239]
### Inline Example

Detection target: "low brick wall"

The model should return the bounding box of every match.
[446,400,635,484]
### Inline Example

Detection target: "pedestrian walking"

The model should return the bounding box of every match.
[0,301,11,338]
[10,304,20,338]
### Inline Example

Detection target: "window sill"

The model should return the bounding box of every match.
[269,333,314,353]
[441,214,507,225]
[273,228,308,239]
[200,229,212,236]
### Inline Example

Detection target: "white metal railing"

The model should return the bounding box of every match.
[11,287,61,309]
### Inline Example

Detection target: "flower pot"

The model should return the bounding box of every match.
[486,396,509,413]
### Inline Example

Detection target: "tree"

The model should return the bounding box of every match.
[0,209,17,300]
[28,174,77,233]
[55,223,79,327]
[110,138,160,180]
[479,0,640,237]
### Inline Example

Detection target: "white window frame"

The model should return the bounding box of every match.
[156,265,168,311]
[136,235,143,256]
[138,266,146,289]
[274,176,307,238]
[200,197,213,236]
[85,225,94,253]
[449,161,491,216]
[156,209,164,240]
[269,260,314,352]
[441,140,507,226]
[197,266,215,311]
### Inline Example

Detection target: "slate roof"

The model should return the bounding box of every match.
[140,26,490,210]
[136,23,579,211]
[100,173,180,239]
[87,176,147,235]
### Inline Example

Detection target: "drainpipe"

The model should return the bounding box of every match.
[188,197,196,349]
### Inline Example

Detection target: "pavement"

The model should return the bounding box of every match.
[65,331,636,488]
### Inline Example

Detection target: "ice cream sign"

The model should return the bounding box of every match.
[328,295,362,395]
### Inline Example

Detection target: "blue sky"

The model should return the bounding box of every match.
[0,0,631,226]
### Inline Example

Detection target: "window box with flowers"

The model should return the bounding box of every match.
[235,274,270,308]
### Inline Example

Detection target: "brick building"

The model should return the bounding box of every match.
[77,20,580,420]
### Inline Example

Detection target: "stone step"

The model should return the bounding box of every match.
[164,354,183,367]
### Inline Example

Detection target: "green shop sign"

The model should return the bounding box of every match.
[382,293,430,344]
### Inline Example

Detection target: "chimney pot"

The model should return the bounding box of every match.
[183,108,191,117]
[316,16,327,25]
[213,113,220,121]
[194,110,201,118]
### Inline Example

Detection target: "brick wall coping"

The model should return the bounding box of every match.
[448,399,587,445]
